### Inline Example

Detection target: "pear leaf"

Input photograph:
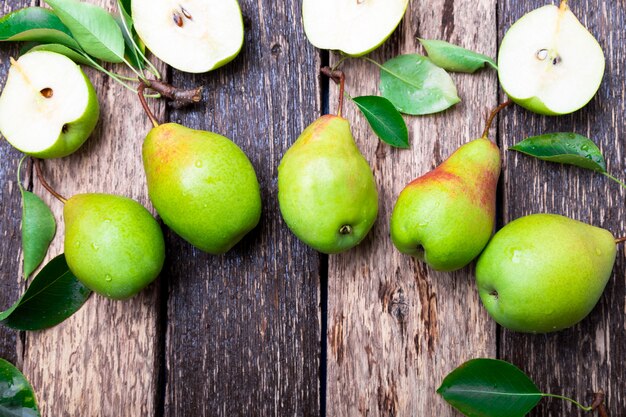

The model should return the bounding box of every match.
[21,43,95,67]
[0,254,91,331]
[509,133,607,173]
[0,358,40,417]
[419,39,497,73]
[437,358,542,417]
[0,7,80,49]
[352,96,409,148]
[379,54,460,115]
[20,190,57,280]
[43,0,126,63]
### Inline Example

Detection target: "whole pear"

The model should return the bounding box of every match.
[64,193,165,300]
[390,138,500,271]
[476,214,617,333]
[278,115,378,254]
[143,123,261,254]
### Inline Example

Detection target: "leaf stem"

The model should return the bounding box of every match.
[320,67,346,117]
[601,172,626,190]
[82,54,138,93]
[482,100,513,139]
[34,159,67,204]
[137,82,160,128]
[331,56,350,72]
[540,393,593,412]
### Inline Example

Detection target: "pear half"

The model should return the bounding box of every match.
[0,51,99,158]
[302,0,409,56]
[132,0,244,73]
[498,4,605,115]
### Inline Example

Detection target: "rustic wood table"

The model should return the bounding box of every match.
[0,0,624,416]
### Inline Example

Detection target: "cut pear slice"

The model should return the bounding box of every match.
[0,51,99,158]
[498,4,605,115]
[303,0,409,56]
[132,0,244,73]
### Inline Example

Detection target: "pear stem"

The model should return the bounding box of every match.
[560,0,569,11]
[615,237,626,245]
[34,158,67,204]
[482,100,513,139]
[591,391,609,417]
[320,67,346,118]
[137,82,160,128]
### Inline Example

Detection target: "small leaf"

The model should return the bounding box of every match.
[509,133,607,173]
[22,43,95,67]
[0,358,40,417]
[0,7,80,49]
[352,96,409,148]
[379,54,460,115]
[0,254,91,331]
[21,190,57,279]
[438,358,542,417]
[419,39,497,73]
[44,0,126,63]
[114,15,144,70]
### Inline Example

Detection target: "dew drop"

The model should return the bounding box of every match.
[511,250,522,264]
[91,242,100,251]
[581,144,590,151]
[105,274,112,282]
[195,160,203,168]
[74,241,81,248]
[596,248,603,255]
[535,49,548,61]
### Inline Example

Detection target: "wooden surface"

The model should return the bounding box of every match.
[0,0,624,416]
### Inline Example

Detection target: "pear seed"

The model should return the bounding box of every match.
[40,88,53,98]
[173,11,184,27]
[535,49,548,60]
[552,55,562,65]
[180,6,193,20]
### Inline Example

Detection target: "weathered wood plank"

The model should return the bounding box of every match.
[163,1,321,416]
[498,2,626,415]
[13,1,166,415]
[327,1,498,415]
[0,0,36,367]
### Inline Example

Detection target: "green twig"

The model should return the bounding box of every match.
[540,393,593,412]
[331,56,349,71]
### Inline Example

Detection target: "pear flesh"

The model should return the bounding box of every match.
[302,0,408,56]
[476,214,616,333]
[64,194,165,300]
[390,138,501,272]
[278,115,378,254]
[0,51,99,158]
[143,123,261,255]
[132,0,244,73]
[498,4,605,115]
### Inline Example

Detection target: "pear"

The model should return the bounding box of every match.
[498,3,605,115]
[390,138,500,271]
[143,123,261,254]
[476,214,617,333]
[278,115,378,254]
[64,194,165,300]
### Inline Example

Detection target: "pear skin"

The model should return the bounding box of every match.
[278,115,378,254]
[143,123,261,255]
[476,214,616,333]
[64,194,165,300]
[390,138,500,271]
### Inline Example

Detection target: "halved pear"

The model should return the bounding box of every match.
[302,0,409,56]
[498,3,605,115]
[0,51,99,159]
[132,0,244,73]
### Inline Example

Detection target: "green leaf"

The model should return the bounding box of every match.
[44,0,126,63]
[438,359,542,417]
[22,43,95,67]
[352,96,409,148]
[0,359,40,417]
[509,133,607,173]
[419,39,497,73]
[378,54,460,115]
[0,254,91,331]
[0,7,80,49]
[114,15,144,70]
[20,190,57,280]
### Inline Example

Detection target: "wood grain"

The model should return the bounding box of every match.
[498,2,626,416]
[0,0,36,367]
[15,1,166,415]
[162,1,322,416]
[326,1,499,415]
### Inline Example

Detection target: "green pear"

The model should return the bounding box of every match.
[476,214,617,333]
[278,115,378,254]
[390,138,500,271]
[143,123,261,254]
[0,51,99,158]
[64,193,165,300]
